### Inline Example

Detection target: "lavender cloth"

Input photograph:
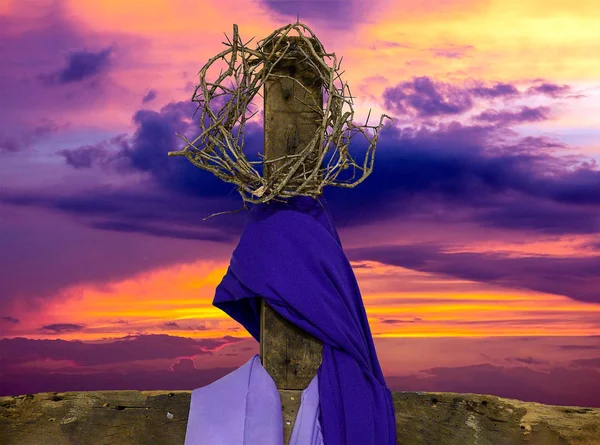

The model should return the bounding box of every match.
[184,354,323,445]
[213,195,396,444]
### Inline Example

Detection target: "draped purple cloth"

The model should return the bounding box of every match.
[213,195,397,445]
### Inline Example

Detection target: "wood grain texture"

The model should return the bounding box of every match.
[260,35,325,444]
[2,390,599,445]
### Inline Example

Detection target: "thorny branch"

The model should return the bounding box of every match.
[168,22,393,219]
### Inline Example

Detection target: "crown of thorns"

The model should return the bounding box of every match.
[168,22,392,218]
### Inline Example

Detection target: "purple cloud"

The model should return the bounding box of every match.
[473,106,550,126]
[386,363,600,407]
[89,220,233,242]
[570,357,600,369]
[381,318,422,324]
[1,334,242,368]
[142,89,157,103]
[258,0,386,29]
[508,356,549,365]
[0,204,240,316]
[558,345,600,351]
[468,82,520,99]
[0,121,63,152]
[39,47,114,85]
[5,95,599,240]
[57,144,113,169]
[346,243,600,303]
[383,76,474,117]
[527,82,571,97]
[40,323,86,333]
[1,316,20,324]
[162,322,209,331]
[0,365,239,396]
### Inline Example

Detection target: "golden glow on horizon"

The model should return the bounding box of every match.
[4,256,599,341]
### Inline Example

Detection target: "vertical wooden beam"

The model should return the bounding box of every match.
[261,36,324,444]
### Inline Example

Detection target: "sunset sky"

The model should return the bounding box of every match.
[1,0,599,408]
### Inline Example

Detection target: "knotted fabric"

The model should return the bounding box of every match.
[213,195,396,444]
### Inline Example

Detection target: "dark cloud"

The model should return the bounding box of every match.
[473,106,550,126]
[507,356,549,365]
[89,220,234,243]
[1,316,20,324]
[258,0,387,29]
[5,94,599,241]
[142,89,157,103]
[324,121,599,231]
[39,47,113,85]
[2,73,598,312]
[346,243,600,303]
[56,136,123,168]
[570,357,600,369]
[381,318,422,324]
[162,322,209,331]
[386,363,600,408]
[467,82,520,99]
[121,100,256,200]
[0,334,242,368]
[558,344,600,351]
[0,121,63,152]
[40,323,85,333]
[383,76,474,117]
[527,82,571,97]
[0,204,239,315]
[171,357,197,372]
[0,365,238,396]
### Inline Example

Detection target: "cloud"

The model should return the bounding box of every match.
[171,357,197,372]
[5,89,599,241]
[570,357,600,368]
[38,47,114,85]
[386,363,600,407]
[0,0,150,135]
[40,323,86,333]
[507,356,549,365]
[381,318,422,324]
[0,334,243,368]
[346,243,600,303]
[324,120,599,230]
[473,106,551,126]
[142,89,157,103]
[428,44,475,59]
[0,365,238,396]
[467,82,520,99]
[1,316,20,324]
[89,220,234,242]
[383,76,474,117]
[0,120,64,152]
[162,322,209,331]
[2,75,598,312]
[258,0,388,29]
[56,134,128,168]
[557,344,600,351]
[527,82,571,97]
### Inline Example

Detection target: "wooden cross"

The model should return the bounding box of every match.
[260,35,324,444]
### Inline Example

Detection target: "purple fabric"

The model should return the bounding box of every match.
[214,195,397,444]
[184,354,323,444]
